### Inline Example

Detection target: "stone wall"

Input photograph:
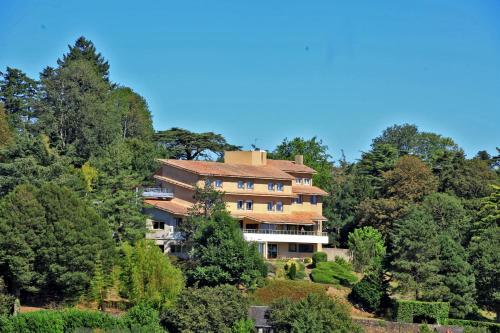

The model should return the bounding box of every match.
[354,319,463,333]
[322,247,351,261]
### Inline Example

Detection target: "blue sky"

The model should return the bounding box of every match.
[1,0,499,161]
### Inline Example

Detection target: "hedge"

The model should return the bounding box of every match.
[446,319,500,333]
[0,306,163,333]
[395,300,449,325]
[312,251,327,267]
[311,262,357,286]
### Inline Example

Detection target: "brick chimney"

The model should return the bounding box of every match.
[295,155,304,165]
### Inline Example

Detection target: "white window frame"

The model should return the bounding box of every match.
[237,200,244,210]
[295,177,302,184]
[246,180,254,190]
[237,180,245,189]
[268,182,275,191]
[276,182,283,192]
[304,178,311,185]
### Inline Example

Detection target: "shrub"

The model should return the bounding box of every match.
[446,319,500,333]
[268,293,363,333]
[395,300,449,324]
[312,251,327,267]
[288,263,297,280]
[304,257,312,264]
[124,303,163,333]
[311,262,357,286]
[0,278,14,316]
[232,319,254,333]
[251,280,327,305]
[162,285,247,333]
[349,270,389,313]
[334,256,353,271]
[348,226,386,273]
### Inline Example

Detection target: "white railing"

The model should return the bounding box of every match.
[142,187,174,199]
[242,229,327,237]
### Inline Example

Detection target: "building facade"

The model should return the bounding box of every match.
[144,150,328,259]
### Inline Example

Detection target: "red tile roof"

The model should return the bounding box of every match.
[159,159,294,180]
[266,159,316,174]
[232,212,327,225]
[144,199,191,216]
[292,185,328,196]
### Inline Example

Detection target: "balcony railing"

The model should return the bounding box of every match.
[242,229,327,237]
[142,187,174,199]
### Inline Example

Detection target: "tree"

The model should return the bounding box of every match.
[349,267,390,313]
[372,123,459,164]
[107,87,154,140]
[391,207,443,300]
[57,36,110,83]
[437,235,476,318]
[0,103,13,148]
[38,59,119,161]
[358,143,399,190]
[155,127,240,160]
[348,227,386,273]
[119,240,184,310]
[356,198,408,239]
[471,184,500,237]
[187,212,266,287]
[267,293,362,333]
[382,155,438,202]
[269,136,333,189]
[422,193,469,242]
[0,183,114,300]
[162,285,248,333]
[0,67,38,130]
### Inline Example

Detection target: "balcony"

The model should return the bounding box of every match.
[242,229,328,244]
[141,187,174,199]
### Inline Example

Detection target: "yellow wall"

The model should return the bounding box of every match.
[224,150,267,166]
[161,164,199,185]
[198,177,293,195]
[226,195,293,214]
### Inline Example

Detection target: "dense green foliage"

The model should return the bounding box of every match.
[395,300,450,325]
[312,251,327,267]
[446,319,500,333]
[187,211,266,287]
[268,293,363,333]
[311,262,358,286]
[250,280,327,305]
[0,306,164,333]
[349,268,390,313]
[348,226,386,272]
[119,240,184,310]
[0,183,114,300]
[162,285,248,333]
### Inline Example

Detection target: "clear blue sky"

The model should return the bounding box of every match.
[1,0,499,161]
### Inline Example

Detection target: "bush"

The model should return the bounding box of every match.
[0,279,14,316]
[268,293,363,333]
[312,251,327,267]
[395,300,449,324]
[304,257,312,264]
[232,319,254,333]
[446,319,500,333]
[0,307,164,333]
[348,226,386,273]
[251,280,327,305]
[162,285,247,333]
[288,263,297,280]
[334,256,353,271]
[349,270,389,313]
[311,262,357,286]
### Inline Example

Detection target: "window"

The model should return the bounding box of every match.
[295,177,302,184]
[237,180,245,189]
[276,182,283,191]
[205,179,212,186]
[267,201,274,211]
[237,200,244,210]
[174,218,183,226]
[288,243,297,252]
[304,178,311,185]
[268,182,275,191]
[276,201,283,212]
[247,180,254,189]
[310,195,318,205]
[158,244,165,253]
[294,194,303,204]
[215,179,223,188]
[298,244,314,253]
[170,244,183,253]
[246,200,253,210]
[152,221,165,230]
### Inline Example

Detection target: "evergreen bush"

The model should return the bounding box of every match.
[395,300,449,324]
[312,251,328,267]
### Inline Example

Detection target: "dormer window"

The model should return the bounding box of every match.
[304,178,311,185]
[237,180,244,189]
[295,177,302,184]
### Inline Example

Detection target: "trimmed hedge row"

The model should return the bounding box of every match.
[446,319,500,333]
[395,300,449,324]
[0,306,164,333]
